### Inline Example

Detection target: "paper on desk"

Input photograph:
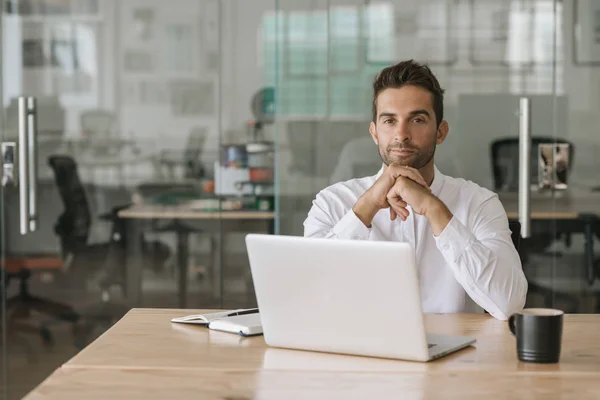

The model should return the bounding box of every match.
[171,310,237,325]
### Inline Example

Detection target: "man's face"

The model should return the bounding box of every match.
[369,85,447,169]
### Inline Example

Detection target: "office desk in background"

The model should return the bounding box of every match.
[498,191,600,220]
[499,191,600,292]
[25,308,600,399]
[118,205,276,308]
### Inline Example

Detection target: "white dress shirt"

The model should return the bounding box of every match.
[303,165,527,320]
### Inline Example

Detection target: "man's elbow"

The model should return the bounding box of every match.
[490,273,528,320]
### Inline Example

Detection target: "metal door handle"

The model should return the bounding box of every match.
[18,97,29,235]
[518,97,532,239]
[27,97,38,232]
[17,96,38,235]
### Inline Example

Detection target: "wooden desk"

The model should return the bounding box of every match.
[498,191,600,219]
[26,368,600,399]
[26,309,600,399]
[118,204,276,220]
[118,206,275,308]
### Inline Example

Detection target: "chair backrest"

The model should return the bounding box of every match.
[47,155,92,254]
[183,127,208,178]
[490,137,575,191]
[184,127,208,159]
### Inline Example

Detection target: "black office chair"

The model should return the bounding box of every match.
[492,137,577,253]
[158,126,207,179]
[48,155,171,346]
[3,155,116,346]
[491,136,574,262]
[492,138,579,312]
[3,254,80,346]
[49,155,122,285]
[491,137,575,192]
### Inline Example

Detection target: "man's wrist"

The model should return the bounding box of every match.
[352,195,378,227]
[424,196,453,236]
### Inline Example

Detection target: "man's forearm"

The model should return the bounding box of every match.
[352,195,378,227]
[425,197,453,236]
[432,197,528,319]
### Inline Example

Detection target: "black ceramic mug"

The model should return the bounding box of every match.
[508,308,563,363]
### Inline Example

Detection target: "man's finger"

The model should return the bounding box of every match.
[387,180,403,200]
[388,196,405,209]
[396,199,408,208]
[392,205,409,221]
[388,164,428,188]
[388,165,432,191]
[389,199,409,220]
[402,166,434,192]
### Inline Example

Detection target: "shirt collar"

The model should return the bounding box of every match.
[430,165,444,196]
[373,164,444,195]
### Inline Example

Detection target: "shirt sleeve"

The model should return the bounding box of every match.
[304,191,371,240]
[434,195,528,320]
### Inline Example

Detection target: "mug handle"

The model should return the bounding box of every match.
[508,314,517,336]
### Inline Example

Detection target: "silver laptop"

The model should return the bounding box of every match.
[245,234,475,362]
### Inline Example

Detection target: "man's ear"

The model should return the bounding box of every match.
[369,121,378,145]
[436,120,449,145]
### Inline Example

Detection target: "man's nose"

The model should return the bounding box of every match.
[393,122,411,142]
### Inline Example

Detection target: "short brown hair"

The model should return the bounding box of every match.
[372,60,445,126]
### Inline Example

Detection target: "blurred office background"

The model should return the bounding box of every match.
[3,0,600,398]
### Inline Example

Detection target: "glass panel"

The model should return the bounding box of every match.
[1,3,112,398]
[117,0,223,312]
[215,0,275,309]
[554,0,599,313]
[0,4,5,398]
[0,1,276,397]
[272,0,580,318]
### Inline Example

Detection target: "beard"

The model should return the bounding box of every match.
[378,142,436,169]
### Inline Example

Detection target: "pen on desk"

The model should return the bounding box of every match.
[226,308,259,317]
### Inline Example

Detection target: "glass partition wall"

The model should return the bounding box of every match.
[2,0,600,398]
[273,0,599,318]
[0,0,275,398]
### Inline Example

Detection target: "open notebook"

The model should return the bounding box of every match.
[171,309,263,337]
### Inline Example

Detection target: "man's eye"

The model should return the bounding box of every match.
[384,119,393,124]
[413,118,424,123]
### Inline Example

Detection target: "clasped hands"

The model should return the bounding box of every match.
[353,164,442,227]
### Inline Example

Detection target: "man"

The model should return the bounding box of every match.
[304,60,527,320]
